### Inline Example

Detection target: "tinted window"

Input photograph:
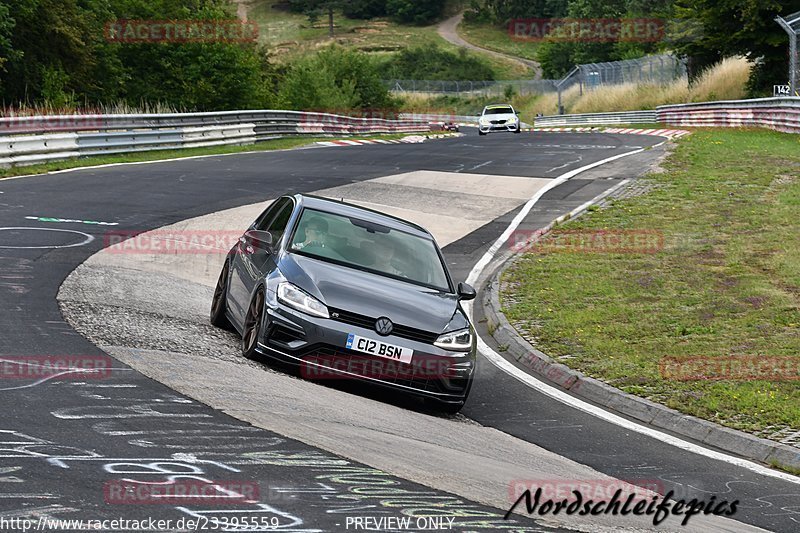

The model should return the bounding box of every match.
[253,198,287,231]
[267,202,294,243]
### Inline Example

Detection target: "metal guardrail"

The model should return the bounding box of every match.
[533,98,800,134]
[0,110,431,168]
[400,113,478,124]
[657,97,800,133]
[534,110,658,127]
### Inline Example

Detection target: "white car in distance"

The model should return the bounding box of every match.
[477,104,521,135]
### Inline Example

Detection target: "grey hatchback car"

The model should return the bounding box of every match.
[210,194,477,412]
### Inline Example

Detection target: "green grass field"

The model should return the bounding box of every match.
[244,1,528,79]
[500,128,800,437]
[459,19,540,62]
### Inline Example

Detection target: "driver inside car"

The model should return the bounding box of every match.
[372,238,406,278]
[294,217,329,250]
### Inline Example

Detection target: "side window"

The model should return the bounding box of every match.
[253,198,286,231]
[266,202,294,244]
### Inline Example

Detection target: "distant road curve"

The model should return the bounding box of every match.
[437,12,542,79]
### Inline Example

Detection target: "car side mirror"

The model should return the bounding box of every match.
[515,111,520,115]
[243,229,273,253]
[457,282,476,301]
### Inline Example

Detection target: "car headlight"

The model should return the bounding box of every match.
[509,116,518,123]
[434,328,473,351]
[479,117,489,125]
[277,282,329,318]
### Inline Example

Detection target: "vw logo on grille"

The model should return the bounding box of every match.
[375,317,393,336]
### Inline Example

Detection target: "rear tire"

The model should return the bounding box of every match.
[210,260,233,330]
[242,288,265,361]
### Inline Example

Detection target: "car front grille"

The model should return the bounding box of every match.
[328,308,439,345]
[490,119,507,124]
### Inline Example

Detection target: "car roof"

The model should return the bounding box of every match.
[292,194,433,239]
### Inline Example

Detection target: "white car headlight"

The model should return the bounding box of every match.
[277,282,329,318]
[479,117,489,125]
[434,328,473,351]
[509,116,518,122]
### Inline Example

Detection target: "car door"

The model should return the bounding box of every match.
[228,197,293,327]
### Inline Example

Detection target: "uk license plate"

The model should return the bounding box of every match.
[346,334,413,364]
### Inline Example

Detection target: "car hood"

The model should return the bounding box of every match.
[280,253,458,333]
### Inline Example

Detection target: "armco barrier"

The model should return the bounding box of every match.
[0,110,430,168]
[534,110,657,127]
[657,97,800,133]
[532,97,800,133]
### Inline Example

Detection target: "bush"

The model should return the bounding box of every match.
[343,0,387,19]
[385,0,445,25]
[278,45,396,112]
[378,45,496,80]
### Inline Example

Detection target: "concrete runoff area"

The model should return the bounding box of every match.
[59,170,763,532]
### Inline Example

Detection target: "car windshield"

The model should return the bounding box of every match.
[289,208,451,292]
[484,106,514,115]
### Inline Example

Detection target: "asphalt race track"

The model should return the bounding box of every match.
[1,130,798,532]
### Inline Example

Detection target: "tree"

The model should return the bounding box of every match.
[289,0,343,37]
[278,45,396,112]
[343,0,387,19]
[673,0,797,94]
[481,0,569,22]
[385,0,447,24]
[1,0,124,107]
[0,3,16,74]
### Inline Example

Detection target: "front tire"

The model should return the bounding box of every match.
[242,288,265,360]
[210,260,233,330]
[478,130,487,136]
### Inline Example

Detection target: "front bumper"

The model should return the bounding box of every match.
[479,121,520,133]
[256,303,475,404]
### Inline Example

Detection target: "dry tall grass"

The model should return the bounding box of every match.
[569,56,751,114]
[399,56,752,120]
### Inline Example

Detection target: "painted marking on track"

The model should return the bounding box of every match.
[464,144,800,486]
[24,216,118,226]
[0,227,94,249]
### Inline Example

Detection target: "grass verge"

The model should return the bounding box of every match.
[0,133,417,180]
[501,128,800,438]
[458,19,539,62]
